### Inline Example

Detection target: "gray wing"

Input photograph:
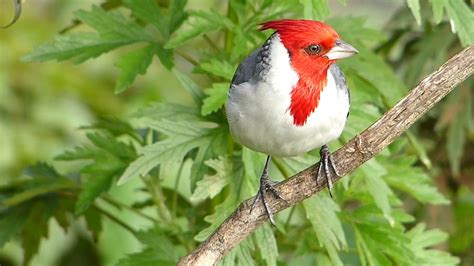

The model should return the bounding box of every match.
[330,64,351,117]
[230,34,274,87]
[230,48,261,86]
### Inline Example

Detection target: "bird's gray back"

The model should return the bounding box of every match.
[230,34,275,86]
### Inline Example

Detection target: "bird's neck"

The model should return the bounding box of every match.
[289,60,332,126]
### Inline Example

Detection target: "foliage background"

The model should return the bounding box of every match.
[0,0,473,265]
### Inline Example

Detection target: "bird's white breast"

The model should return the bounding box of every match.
[226,36,349,157]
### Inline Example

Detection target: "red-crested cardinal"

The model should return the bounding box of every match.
[225,19,358,224]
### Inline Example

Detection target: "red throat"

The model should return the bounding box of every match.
[289,69,329,126]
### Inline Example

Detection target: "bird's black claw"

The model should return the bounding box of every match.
[317,145,340,198]
[250,176,283,226]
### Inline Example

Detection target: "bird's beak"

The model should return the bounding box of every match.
[325,39,358,60]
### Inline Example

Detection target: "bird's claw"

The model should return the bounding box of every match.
[317,145,340,198]
[250,175,284,226]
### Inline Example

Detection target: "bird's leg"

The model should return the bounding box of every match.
[250,156,283,226]
[317,144,340,198]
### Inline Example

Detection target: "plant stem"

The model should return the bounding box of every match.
[175,50,199,65]
[101,194,158,223]
[92,204,137,235]
[141,176,173,223]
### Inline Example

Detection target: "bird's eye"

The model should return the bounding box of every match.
[305,44,321,55]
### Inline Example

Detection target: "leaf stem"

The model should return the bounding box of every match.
[100,194,158,223]
[92,204,137,235]
[175,50,199,65]
[141,176,173,223]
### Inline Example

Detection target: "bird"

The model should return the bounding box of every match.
[225,19,358,225]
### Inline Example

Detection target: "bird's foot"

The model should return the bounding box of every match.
[250,175,284,226]
[317,144,340,198]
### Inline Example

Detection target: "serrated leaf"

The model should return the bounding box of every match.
[165,10,233,49]
[407,0,422,25]
[383,157,449,204]
[195,192,238,241]
[173,69,204,105]
[360,159,394,225]
[21,201,55,265]
[190,157,231,202]
[75,171,118,214]
[124,0,164,34]
[303,194,346,266]
[300,0,330,20]
[167,0,188,34]
[118,120,225,185]
[407,223,459,265]
[199,59,235,80]
[75,5,154,42]
[133,102,202,124]
[136,230,180,261]
[354,222,415,265]
[1,177,76,207]
[201,83,228,115]
[82,117,141,140]
[0,205,29,247]
[22,33,132,63]
[115,44,157,94]
[254,223,278,266]
[116,248,175,266]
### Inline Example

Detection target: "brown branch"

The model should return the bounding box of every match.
[179,45,474,265]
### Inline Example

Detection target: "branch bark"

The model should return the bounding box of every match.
[179,45,474,266]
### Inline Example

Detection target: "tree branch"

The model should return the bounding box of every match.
[179,45,474,266]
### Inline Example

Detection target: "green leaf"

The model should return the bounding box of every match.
[443,87,470,176]
[133,103,203,124]
[407,0,422,25]
[201,83,228,116]
[254,223,278,266]
[116,248,175,266]
[82,117,141,140]
[360,159,394,225]
[353,219,415,265]
[300,0,330,20]
[383,156,449,204]
[407,223,459,265]
[22,33,132,63]
[124,0,165,35]
[190,156,231,202]
[118,120,225,185]
[117,230,180,265]
[1,177,76,207]
[165,10,233,49]
[444,0,474,46]
[431,0,445,23]
[199,59,235,80]
[124,0,187,38]
[21,200,59,265]
[75,173,118,214]
[303,194,347,266]
[194,192,238,241]
[0,205,29,247]
[115,44,158,94]
[172,69,205,105]
[167,0,188,34]
[75,5,154,42]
